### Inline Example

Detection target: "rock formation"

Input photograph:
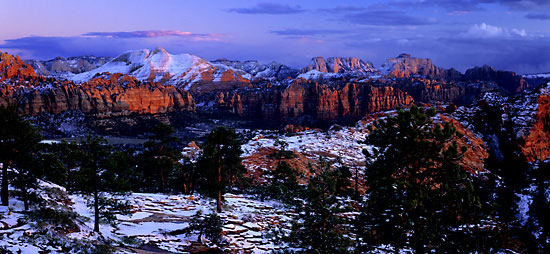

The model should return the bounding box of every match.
[1,73,195,116]
[0,52,38,81]
[381,53,462,81]
[213,79,413,121]
[25,55,111,79]
[464,65,530,95]
[301,56,377,75]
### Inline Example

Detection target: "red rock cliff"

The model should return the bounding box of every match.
[214,79,413,121]
[1,73,195,116]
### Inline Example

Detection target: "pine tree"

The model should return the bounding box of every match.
[287,158,351,254]
[138,123,182,193]
[527,161,550,252]
[72,134,130,232]
[357,105,493,252]
[197,127,245,213]
[0,105,43,209]
[185,211,223,245]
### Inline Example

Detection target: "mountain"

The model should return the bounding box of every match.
[463,65,530,94]
[381,53,462,81]
[211,59,299,81]
[25,55,111,79]
[299,57,378,79]
[69,47,251,92]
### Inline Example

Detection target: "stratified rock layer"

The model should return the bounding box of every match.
[1,73,195,116]
[214,79,413,121]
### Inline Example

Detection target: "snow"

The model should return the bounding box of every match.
[522,73,550,79]
[242,127,371,168]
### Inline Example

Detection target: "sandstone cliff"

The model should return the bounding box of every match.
[213,79,413,121]
[1,73,195,116]
[0,52,38,81]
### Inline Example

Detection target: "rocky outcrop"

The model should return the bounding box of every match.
[0,52,38,81]
[382,53,462,81]
[464,65,530,95]
[440,115,489,173]
[214,79,413,121]
[390,78,498,105]
[301,57,377,75]
[1,73,195,116]
[519,84,550,161]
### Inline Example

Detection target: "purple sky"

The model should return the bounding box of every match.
[0,0,549,74]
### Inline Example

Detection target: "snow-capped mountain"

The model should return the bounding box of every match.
[71,47,239,90]
[69,47,301,90]
[211,59,298,81]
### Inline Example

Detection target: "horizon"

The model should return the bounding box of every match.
[1,0,549,74]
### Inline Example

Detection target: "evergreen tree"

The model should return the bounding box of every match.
[286,158,351,254]
[138,123,182,193]
[0,105,42,209]
[357,105,494,252]
[197,127,245,212]
[527,161,550,252]
[72,135,130,232]
[264,161,300,203]
[184,211,223,245]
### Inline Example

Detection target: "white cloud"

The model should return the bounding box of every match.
[464,23,527,39]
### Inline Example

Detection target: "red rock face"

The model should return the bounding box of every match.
[214,79,414,121]
[440,115,489,174]
[520,94,550,161]
[1,73,195,116]
[0,52,38,81]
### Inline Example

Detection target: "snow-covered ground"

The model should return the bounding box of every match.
[0,180,294,253]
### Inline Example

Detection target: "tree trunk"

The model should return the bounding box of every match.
[1,163,8,206]
[94,189,100,232]
[198,228,203,244]
[160,167,165,193]
[217,153,222,213]
[23,192,28,210]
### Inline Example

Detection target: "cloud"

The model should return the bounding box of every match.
[346,10,436,26]
[82,30,223,40]
[0,31,227,60]
[228,3,305,14]
[317,5,436,26]
[525,13,550,20]
[463,23,527,38]
[396,0,550,11]
[270,29,349,36]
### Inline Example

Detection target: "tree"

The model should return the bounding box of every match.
[197,127,245,213]
[527,161,550,252]
[138,123,182,193]
[72,135,130,232]
[286,158,351,254]
[357,105,493,252]
[184,211,223,245]
[0,105,42,209]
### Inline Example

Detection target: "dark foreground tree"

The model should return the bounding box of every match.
[527,161,550,252]
[357,105,496,252]
[0,105,42,209]
[197,127,245,212]
[285,158,351,254]
[184,211,223,245]
[72,135,131,232]
[138,123,182,193]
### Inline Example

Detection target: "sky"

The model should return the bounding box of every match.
[0,0,549,74]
